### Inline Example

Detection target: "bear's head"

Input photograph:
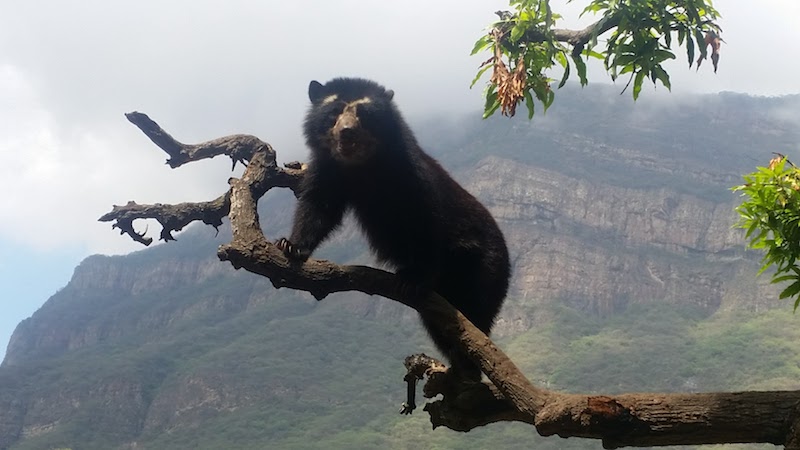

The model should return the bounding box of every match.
[304,78,398,165]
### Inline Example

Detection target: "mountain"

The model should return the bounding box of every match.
[2,86,799,449]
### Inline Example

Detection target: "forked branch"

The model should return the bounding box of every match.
[98,112,304,244]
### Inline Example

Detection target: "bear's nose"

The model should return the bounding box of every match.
[337,114,358,129]
[339,126,357,139]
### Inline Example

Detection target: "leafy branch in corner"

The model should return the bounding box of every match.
[472,0,722,118]
[733,155,800,307]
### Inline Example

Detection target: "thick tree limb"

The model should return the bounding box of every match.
[786,404,800,450]
[102,113,800,447]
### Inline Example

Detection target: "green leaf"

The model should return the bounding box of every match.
[745,220,759,239]
[482,87,500,119]
[651,49,676,63]
[614,54,638,66]
[581,2,605,15]
[510,24,525,43]
[584,49,604,60]
[483,100,501,119]
[687,5,702,27]
[686,36,695,67]
[772,274,799,284]
[558,58,571,89]
[470,35,491,55]
[544,89,555,113]
[524,90,535,119]
[694,28,707,58]
[541,0,552,28]
[571,54,588,86]
[471,63,493,88]
[651,65,671,90]
[632,70,645,100]
[779,280,800,300]
[555,51,568,68]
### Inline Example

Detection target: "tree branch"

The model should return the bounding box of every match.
[98,196,229,245]
[101,112,800,447]
[98,112,304,244]
[216,146,550,416]
[495,10,621,52]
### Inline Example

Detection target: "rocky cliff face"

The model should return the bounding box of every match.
[1,89,796,449]
[4,254,237,366]
[477,158,772,335]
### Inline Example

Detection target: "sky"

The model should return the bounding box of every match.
[1,1,799,361]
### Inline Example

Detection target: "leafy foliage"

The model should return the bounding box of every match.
[473,0,722,117]
[733,156,800,308]
[471,1,561,119]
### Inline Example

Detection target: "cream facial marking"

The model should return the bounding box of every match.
[321,94,338,105]
[347,97,371,107]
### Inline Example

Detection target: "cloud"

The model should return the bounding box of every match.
[0,63,241,255]
[0,0,798,258]
[0,0,514,257]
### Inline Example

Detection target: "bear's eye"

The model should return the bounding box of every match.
[328,107,344,121]
[354,102,375,117]
[320,102,344,118]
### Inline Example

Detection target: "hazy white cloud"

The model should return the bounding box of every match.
[0,63,240,255]
[0,0,797,256]
[0,0,513,256]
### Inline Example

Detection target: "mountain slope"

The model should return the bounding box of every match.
[2,87,799,449]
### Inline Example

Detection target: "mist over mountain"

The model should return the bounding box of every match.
[2,86,799,449]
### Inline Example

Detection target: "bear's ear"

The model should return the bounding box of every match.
[308,80,325,102]
[385,89,395,101]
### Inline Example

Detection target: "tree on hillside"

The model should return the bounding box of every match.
[102,1,800,448]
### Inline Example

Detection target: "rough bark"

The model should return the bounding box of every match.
[101,112,800,448]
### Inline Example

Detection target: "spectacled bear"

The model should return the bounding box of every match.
[277,77,510,382]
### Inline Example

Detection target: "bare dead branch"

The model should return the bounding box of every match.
[126,112,261,170]
[401,353,446,415]
[100,113,304,245]
[403,353,533,429]
[98,196,229,245]
[102,112,800,447]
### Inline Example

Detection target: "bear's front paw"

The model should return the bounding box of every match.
[275,238,311,262]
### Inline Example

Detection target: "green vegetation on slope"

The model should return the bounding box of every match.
[508,302,800,395]
[10,296,799,450]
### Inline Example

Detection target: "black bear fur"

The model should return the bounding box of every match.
[277,77,510,381]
